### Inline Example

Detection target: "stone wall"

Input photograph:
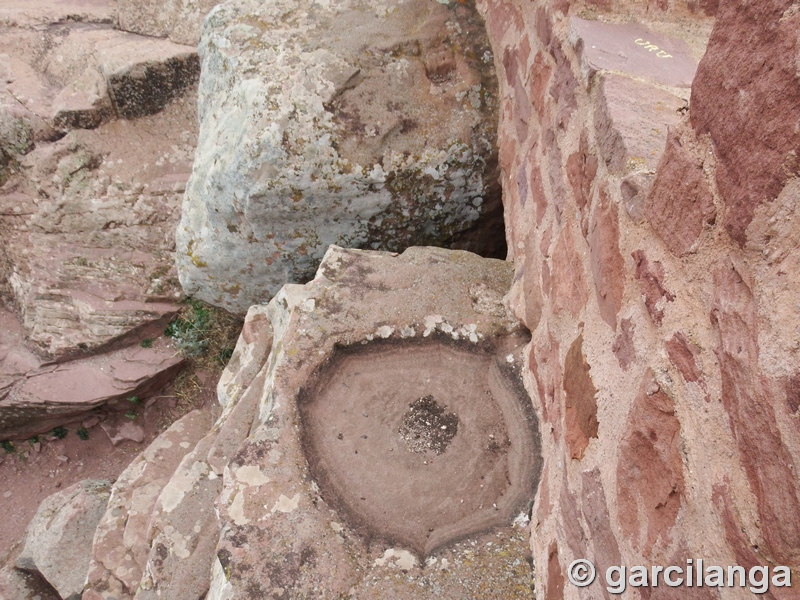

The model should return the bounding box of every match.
[477,0,799,597]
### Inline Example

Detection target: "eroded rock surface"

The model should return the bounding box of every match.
[0,0,201,437]
[0,305,184,439]
[15,479,112,600]
[117,0,221,45]
[72,247,542,599]
[177,0,505,313]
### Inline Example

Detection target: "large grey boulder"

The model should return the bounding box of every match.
[15,479,112,600]
[117,0,222,46]
[176,0,503,313]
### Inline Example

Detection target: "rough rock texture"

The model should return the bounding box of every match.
[0,305,184,439]
[83,409,212,599]
[177,0,506,313]
[117,0,221,46]
[0,2,201,356]
[79,247,543,599]
[479,0,799,597]
[15,479,112,600]
[0,1,203,436]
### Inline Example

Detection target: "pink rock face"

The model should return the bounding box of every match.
[545,542,565,600]
[0,335,183,438]
[711,264,800,565]
[580,469,621,600]
[617,373,684,555]
[690,0,800,246]
[550,225,588,318]
[665,332,702,385]
[595,74,685,174]
[631,250,674,325]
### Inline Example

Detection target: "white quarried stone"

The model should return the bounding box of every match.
[176,0,502,313]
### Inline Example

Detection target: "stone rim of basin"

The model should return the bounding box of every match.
[298,334,540,556]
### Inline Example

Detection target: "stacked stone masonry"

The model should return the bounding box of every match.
[477,0,800,597]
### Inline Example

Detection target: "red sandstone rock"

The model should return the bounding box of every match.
[566,131,597,221]
[562,334,598,460]
[690,0,800,247]
[580,469,622,600]
[711,264,800,565]
[665,332,703,385]
[550,225,588,318]
[645,123,716,256]
[545,542,565,600]
[588,187,624,330]
[617,372,684,555]
[14,480,111,599]
[631,250,674,325]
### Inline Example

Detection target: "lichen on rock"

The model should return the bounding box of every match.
[177,0,504,313]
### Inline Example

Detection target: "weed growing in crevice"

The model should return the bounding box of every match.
[77,427,89,440]
[164,297,241,367]
[155,297,242,432]
[51,426,68,440]
[1,440,15,453]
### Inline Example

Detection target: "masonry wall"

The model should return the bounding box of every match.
[477,0,800,597]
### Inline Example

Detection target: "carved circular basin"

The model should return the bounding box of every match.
[299,338,541,556]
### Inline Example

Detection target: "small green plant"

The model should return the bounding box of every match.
[1,440,15,453]
[27,436,39,446]
[165,298,211,357]
[125,411,138,420]
[140,338,154,348]
[77,427,89,440]
[128,395,142,405]
[51,426,68,439]
[216,347,234,365]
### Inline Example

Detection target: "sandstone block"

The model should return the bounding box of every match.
[645,123,716,256]
[96,35,200,120]
[588,187,624,330]
[617,372,684,554]
[562,334,598,461]
[84,410,211,597]
[176,0,503,313]
[0,332,184,439]
[15,479,112,600]
[136,434,222,600]
[216,305,272,408]
[690,0,800,247]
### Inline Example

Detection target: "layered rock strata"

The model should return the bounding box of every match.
[177,0,506,313]
[478,0,800,597]
[0,1,202,436]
